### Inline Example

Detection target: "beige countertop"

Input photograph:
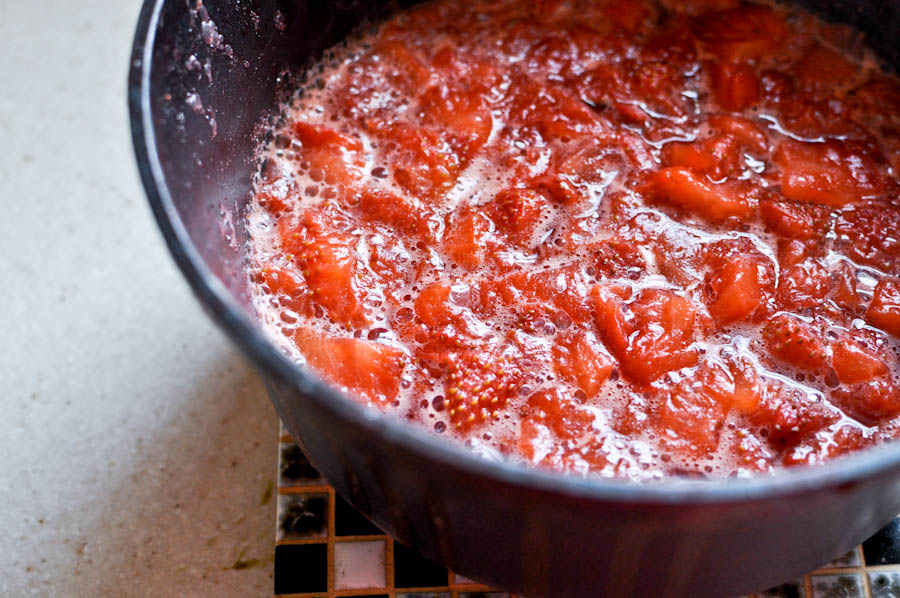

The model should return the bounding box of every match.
[0,1,279,595]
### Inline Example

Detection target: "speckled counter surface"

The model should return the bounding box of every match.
[0,1,279,596]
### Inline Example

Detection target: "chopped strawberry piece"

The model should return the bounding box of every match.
[487,187,555,247]
[354,188,432,239]
[709,61,760,111]
[292,122,364,188]
[442,209,495,269]
[774,139,885,207]
[591,285,632,355]
[524,388,597,444]
[258,267,313,315]
[708,258,764,325]
[256,188,291,216]
[707,115,768,153]
[414,282,466,330]
[776,239,823,270]
[762,313,830,373]
[591,238,646,280]
[832,378,900,425]
[371,38,431,92]
[444,350,524,432]
[662,134,748,179]
[511,265,594,322]
[694,5,788,62]
[371,121,462,200]
[649,167,755,222]
[529,173,585,205]
[420,83,492,158]
[280,211,373,328]
[775,260,832,312]
[552,330,615,398]
[594,287,699,384]
[795,43,859,95]
[750,378,840,446]
[655,359,735,455]
[506,73,605,141]
[294,328,405,405]
[662,141,721,174]
[868,279,900,337]
[759,199,830,240]
[832,339,888,384]
[725,355,762,414]
[828,262,861,312]
[835,205,900,272]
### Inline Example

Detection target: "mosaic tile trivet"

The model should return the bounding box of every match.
[275,425,900,598]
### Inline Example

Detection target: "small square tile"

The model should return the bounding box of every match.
[810,573,864,598]
[821,549,861,569]
[335,493,383,536]
[757,580,805,598]
[870,572,900,598]
[274,543,327,595]
[279,442,321,485]
[277,493,328,540]
[334,539,386,590]
[864,519,900,565]
[394,542,449,588]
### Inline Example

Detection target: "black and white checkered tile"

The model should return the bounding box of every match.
[275,426,900,598]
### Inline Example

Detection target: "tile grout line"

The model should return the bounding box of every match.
[386,535,396,598]
[860,544,875,598]
[327,486,336,598]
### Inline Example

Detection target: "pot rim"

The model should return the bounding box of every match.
[128,0,900,507]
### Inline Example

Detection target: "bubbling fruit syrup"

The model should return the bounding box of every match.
[246,0,900,481]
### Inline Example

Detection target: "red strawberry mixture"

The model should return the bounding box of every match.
[247,0,900,480]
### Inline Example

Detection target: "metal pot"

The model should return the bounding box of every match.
[128,1,900,595]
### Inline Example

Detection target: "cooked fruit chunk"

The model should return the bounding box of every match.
[487,187,555,247]
[649,167,754,222]
[708,259,763,324]
[832,378,900,425]
[594,287,699,384]
[750,379,840,446]
[831,339,888,384]
[709,61,759,111]
[656,360,735,455]
[414,282,463,329]
[420,83,492,158]
[292,122,365,187]
[258,267,312,315]
[442,209,495,269]
[524,388,597,443]
[281,211,373,328]
[795,43,859,94]
[775,260,831,312]
[354,188,433,238]
[295,329,405,404]
[443,350,524,432]
[592,238,646,280]
[759,199,830,240]
[774,140,884,206]
[371,121,462,200]
[835,205,900,272]
[694,5,788,62]
[552,330,615,398]
[868,279,900,337]
[762,313,829,372]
